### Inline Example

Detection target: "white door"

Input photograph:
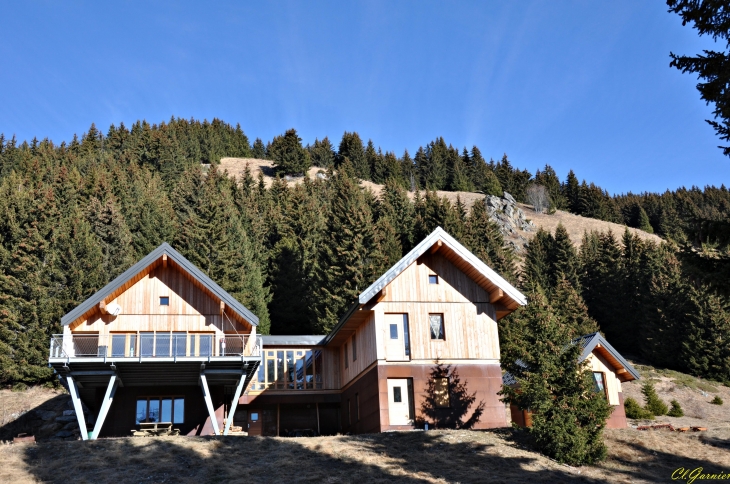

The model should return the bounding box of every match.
[387,378,412,426]
[385,314,410,361]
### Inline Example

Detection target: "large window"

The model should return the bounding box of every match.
[136,397,184,424]
[429,314,445,340]
[352,335,357,362]
[252,349,323,391]
[111,334,136,357]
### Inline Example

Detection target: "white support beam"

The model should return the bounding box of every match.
[66,376,89,441]
[90,374,119,440]
[223,373,247,436]
[199,373,220,435]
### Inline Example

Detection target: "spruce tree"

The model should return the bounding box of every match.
[337,132,369,180]
[251,138,267,159]
[564,170,580,213]
[85,195,136,279]
[464,200,516,282]
[548,224,580,291]
[269,129,311,176]
[309,137,335,168]
[314,163,379,332]
[499,292,612,465]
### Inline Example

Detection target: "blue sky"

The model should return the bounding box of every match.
[1,1,727,194]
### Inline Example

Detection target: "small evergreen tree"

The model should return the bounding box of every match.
[251,138,267,159]
[624,397,654,420]
[711,395,724,405]
[641,381,668,416]
[667,399,684,417]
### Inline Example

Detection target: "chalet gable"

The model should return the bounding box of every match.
[61,243,259,328]
[575,332,640,382]
[359,227,526,314]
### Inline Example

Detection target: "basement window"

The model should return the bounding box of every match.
[429,275,439,284]
[160,296,169,306]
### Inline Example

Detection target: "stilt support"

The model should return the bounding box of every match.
[90,374,119,440]
[66,376,88,441]
[200,373,220,435]
[223,373,246,436]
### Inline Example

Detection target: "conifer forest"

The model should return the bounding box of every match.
[0,118,728,387]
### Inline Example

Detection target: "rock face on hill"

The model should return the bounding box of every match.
[0,393,93,442]
[485,192,535,253]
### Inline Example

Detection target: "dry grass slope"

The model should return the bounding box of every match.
[0,427,728,483]
[217,157,662,248]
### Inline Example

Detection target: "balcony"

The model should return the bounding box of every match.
[50,333,261,359]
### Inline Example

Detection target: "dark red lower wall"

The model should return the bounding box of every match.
[377,363,508,431]
[606,392,628,429]
[340,365,381,434]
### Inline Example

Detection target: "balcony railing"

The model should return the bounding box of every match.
[50,333,261,359]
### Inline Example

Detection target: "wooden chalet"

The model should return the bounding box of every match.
[503,332,641,429]
[49,227,527,439]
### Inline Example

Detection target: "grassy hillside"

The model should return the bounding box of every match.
[218,157,662,249]
[2,361,729,483]
[0,427,728,483]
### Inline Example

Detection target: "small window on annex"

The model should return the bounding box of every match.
[429,314,445,340]
[592,372,607,398]
[428,275,439,284]
[344,343,349,369]
[159,296,170,306]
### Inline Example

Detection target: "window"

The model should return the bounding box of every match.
[352,335,357,361]
[135,397,184,424]
[344,343,349,369]
[347,399,351,426]
[390,323,398,339]
[250,412,259,421]
[172,333,187,356]
[160,296,169,306]
[435,377,450,408]
[393,386,402,403]
[403,316,410,357]
[156,333,171,357]
[429,275,439,284]
[356,393,360,422]
[429,314,445,340]
[140,332,154,357]
[111,334,127,357]
[198,334,213,357]
[255,348,321,391]
[592,372,607,398]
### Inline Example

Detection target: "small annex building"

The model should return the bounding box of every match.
[49,227,528,438]
[503,332,640,429]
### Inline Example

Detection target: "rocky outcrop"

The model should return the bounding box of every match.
[485,192,536,253]
[0,394,94,442]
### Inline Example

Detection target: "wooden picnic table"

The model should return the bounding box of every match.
[132,422,180,437]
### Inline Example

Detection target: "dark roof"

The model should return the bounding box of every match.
[502,333,640,386]
[61,243,259,327]
[573,332,641,381]
[261,335,326,346]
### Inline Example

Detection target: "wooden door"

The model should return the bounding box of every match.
[385,314,410,361]
[247,409,262,436]
[387,379,412,426]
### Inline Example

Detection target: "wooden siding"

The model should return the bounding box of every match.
[339,313,378,387]
[379,254,490,304]
[70,266,250,335]
[586,352,622,406]
[375,302,499,361]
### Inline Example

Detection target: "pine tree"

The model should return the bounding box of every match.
[522,229,552,293]
[682,289,730,382]
[85,195,136,279]
[309,137,335,168]
[641,381,668,416]
[637,205,654,233]
[449,148,474,192]
[314,165,379,332]
[464,200,516,282]
[251,138,267,159]
[564,170,580,213]
[269,129,311,175]
[499,292,611,465]
[337,132,369,180]
[551,277,599,336]
[548,224,580,291]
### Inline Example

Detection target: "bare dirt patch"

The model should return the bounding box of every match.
[0,387,61,428]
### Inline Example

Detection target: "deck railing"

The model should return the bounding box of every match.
[50,333,260,359]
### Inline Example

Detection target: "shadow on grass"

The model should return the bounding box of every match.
[14,427,728,483]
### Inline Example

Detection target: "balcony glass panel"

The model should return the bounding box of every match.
[172,333,187,356]
[156,333,171,357]
[140,333,154,357]
[111,335,127,357]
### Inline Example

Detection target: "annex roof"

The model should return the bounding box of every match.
[502,333,640,386]
[261,335,326,346]
[323,226,526,346]
[61,242,259,327]
[574,332,641,382]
